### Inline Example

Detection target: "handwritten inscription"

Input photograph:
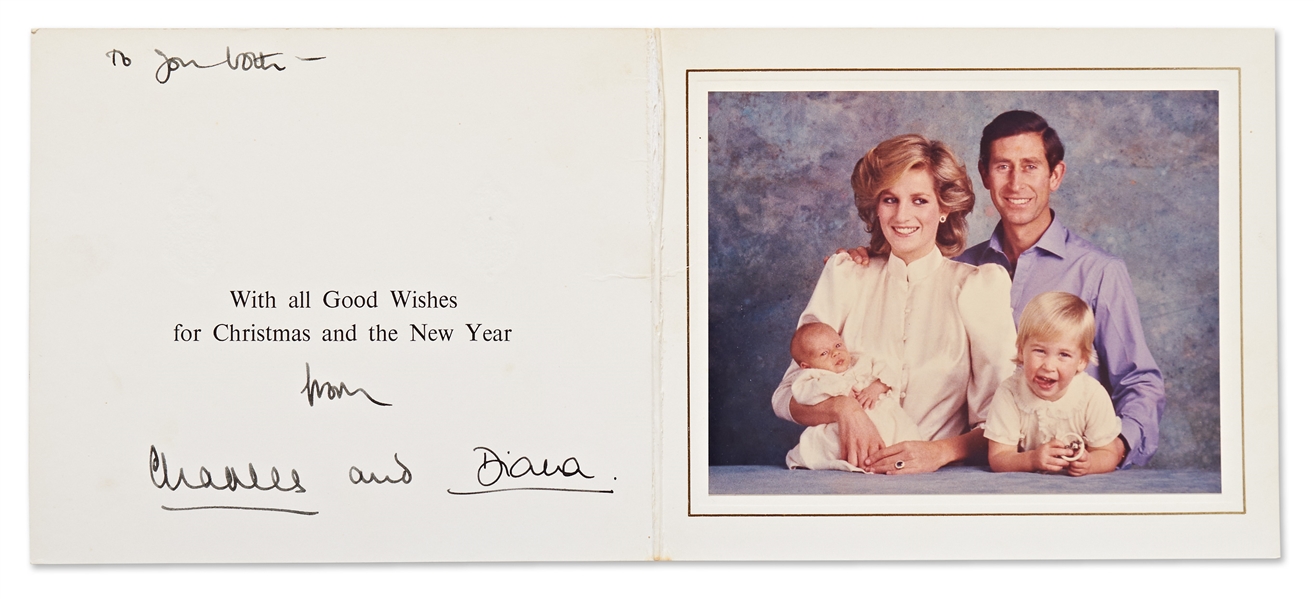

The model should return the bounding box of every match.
[105,48,325,84]
[153,47,286,84]
[149,445,306,493]
[349,454,413,485]
[301,362,390,407]
[447,447,612,495]
[105,49,131,66]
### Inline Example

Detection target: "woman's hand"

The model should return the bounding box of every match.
[831,397,886,470]
[789,394,886,470]
[869,440,952,474]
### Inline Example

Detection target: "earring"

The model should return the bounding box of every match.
[939,215,948,223]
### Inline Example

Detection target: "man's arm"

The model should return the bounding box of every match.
[1093,260,1166,468]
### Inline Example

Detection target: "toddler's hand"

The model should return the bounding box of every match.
[1028,439,1072,473]
[1067,450,1092,476]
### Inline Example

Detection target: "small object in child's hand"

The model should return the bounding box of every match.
[1058,433,1086,462]
[894,460,905,470]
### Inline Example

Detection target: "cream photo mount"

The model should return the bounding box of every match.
[683,68,1248,517]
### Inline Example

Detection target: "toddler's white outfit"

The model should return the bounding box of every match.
[983,369,1122,454]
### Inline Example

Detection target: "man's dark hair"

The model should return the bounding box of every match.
[978,110,1065,172]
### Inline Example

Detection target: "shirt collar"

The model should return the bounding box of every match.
[1032,212,1069,259]
[987,210,1069,260]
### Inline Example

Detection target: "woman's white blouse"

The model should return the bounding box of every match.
[772,250,1017,442]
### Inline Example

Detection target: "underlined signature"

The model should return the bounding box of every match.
[447,446,613,495]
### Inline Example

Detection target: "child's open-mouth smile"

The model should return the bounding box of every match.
[1021,333,1087,401]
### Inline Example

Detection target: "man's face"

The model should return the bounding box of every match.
[981,132,1065,230]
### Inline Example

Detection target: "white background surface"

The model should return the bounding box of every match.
[2,0,1308,596]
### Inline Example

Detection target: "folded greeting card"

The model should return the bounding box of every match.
[29,28,1279,562]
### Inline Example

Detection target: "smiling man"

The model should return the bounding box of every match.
[956,110,1165,468]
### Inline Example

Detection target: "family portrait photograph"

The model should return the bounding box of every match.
[703,87,1226,502]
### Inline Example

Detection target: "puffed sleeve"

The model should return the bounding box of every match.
[957,263,1018,428]
[771,254,864,423]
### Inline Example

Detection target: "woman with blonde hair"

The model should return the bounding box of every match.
[772,134,1017,473]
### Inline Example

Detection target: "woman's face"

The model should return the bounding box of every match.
[876,168,948,262]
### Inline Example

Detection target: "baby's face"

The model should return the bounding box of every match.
[800,328,850,373]
[1020,330,1088,401]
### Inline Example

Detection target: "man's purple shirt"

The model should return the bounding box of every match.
[956,213,1165,467]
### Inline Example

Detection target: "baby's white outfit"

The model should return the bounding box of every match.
[983,369,1122,454]
[785,353,923,472]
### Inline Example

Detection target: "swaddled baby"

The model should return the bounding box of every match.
[785,322,923,472]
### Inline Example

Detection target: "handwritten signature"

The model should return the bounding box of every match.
[301,362,390,407]
[149,445,305,493]
[447,447,613,495]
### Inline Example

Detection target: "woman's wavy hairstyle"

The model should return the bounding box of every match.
[851,134,975,257]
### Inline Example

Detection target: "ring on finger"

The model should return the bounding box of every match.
[895,460,905,470]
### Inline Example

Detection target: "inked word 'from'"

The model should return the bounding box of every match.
[301,363,390,407]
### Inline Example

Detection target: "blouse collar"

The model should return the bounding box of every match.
[886,246,945,284]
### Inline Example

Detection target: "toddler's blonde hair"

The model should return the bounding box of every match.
[1015,291,1097,366]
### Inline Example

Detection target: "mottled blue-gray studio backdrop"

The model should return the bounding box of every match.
[707,91,1220,471]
